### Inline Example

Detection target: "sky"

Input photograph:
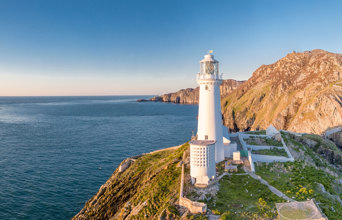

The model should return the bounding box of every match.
[0,0,342,96]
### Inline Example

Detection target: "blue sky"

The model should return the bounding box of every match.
[0,0,342,95]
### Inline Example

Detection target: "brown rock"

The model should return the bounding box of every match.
[149,79,245,105]
[222,49,342,134]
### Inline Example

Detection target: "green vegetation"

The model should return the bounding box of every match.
[236,164,246,173]
[216,161,226,176]
[74,143,189,220]
[255,161,342,220]
[207,175,285,219]
[77,132,342,220]
[282,131,341,173]
[186,214,208,220]
[245,130,266,135]
[245,136,283,146]
[303,134,341,152]
[281,131,303,152]
[132,144,188,218]
[252,148,289,157]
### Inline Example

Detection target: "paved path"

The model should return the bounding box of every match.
[251,154,293,163]
[248,172,294,202]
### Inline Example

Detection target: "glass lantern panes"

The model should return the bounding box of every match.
[200,61,218,75]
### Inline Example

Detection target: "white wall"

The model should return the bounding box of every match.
[197,79,224,162]
[224,142,237,158]
[190,143,216,181]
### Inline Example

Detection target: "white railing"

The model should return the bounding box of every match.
[196,73,223,80]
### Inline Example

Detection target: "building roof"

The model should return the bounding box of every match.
[200,54,218,63]
[266,124,280,136]
[190,140,216,146]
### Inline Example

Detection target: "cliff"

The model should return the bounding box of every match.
[73,132,342,219]
[222,49,342,134]
[73,144,189,220]
[146,50,342,135]
[148,79,245,104]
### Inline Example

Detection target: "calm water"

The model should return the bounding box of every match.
[0,96,197,220]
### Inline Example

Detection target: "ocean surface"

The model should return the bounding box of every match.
[0,96,198,220]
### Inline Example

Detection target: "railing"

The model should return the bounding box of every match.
[196,73,223,80]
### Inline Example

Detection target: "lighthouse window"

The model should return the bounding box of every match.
[205,135,208,140]
[205,85,208,90]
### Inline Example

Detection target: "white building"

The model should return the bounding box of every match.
[266,124,280,136]
[190,52,227,185]
[190,140,216,185]
[196,53,225,163]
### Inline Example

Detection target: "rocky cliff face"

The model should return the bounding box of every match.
[73,144,189,220]
[222,49,342,134]
[326,128,342,148]
[150,79,245,104]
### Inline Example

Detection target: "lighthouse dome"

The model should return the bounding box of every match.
[200,54,218,63]
[199,53,219,75]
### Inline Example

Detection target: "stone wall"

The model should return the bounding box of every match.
[179,197,207,214]
[179,159,207,214]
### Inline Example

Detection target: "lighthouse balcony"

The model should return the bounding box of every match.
[197,73,223,81]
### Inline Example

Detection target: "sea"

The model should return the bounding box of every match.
[0,96,198,220]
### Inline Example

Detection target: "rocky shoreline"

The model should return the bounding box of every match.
[137,79,245,104]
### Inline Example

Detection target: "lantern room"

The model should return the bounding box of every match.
[200,54,219,76]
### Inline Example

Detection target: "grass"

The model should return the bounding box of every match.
[127,143,189,219]
[282,131,341,173]
[303,134,341,152]
[207,175,285,219]
[281,131,303,152]
[245,130,266,135]
[77,142,191,220]
[252,148,289,157]
[245,136,283,146]
[255,161,342,220]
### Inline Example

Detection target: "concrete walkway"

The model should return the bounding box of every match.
[248,172,294,202]
[251,154,293,163]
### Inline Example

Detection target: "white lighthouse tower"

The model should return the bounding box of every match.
[189,52,225,186]
[196,52,224,163]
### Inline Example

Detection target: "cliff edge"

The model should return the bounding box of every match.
[73,144,189,220]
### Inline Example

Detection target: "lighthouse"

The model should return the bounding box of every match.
[196,52,225,163]
[189,52,226,186]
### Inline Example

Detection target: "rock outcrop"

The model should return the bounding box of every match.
[326,127,342,148]
[222,49,342,134]
[149,79,245,104]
